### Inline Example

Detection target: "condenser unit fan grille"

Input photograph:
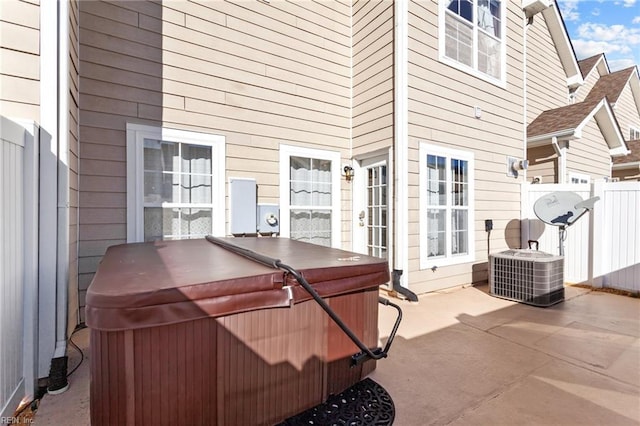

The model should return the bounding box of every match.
[490,250,564,307]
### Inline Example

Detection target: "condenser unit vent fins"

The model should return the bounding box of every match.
[489,249,564,307]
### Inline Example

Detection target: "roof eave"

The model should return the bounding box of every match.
[612,161,640,170]
[527,129,576,146]
[542,4,583,88]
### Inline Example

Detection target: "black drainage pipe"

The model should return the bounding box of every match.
[392,270,418,302]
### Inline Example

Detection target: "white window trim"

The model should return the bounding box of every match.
[630,126,640,141]
[419,143,475,269]
[569,171,590,184]
[279,144,341,249]
[126,123,225,242]
[438,0,507,88]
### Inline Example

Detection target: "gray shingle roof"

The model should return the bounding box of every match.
[584,67,636,105]
[578,54,603,78]
[527,98,602,138]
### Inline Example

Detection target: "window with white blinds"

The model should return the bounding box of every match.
[280,145,341,248]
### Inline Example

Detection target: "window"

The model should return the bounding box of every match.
[630,126,640,141]
[280,144,341,248]
[126,123,225,242]
[569,172,589,184]
[440,0,505,84]
[420,143,475,268]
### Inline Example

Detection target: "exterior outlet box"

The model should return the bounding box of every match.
[257,204,279,234]
[230,178,257,235]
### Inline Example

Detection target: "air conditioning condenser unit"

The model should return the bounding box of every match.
[489,249,564,307]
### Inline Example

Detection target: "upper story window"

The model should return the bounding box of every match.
[126,123,225,242]
[440,0,505,85]
[630,126,640,141]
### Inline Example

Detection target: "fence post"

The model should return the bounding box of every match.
[521,183,530,250]
[590,180,605,287]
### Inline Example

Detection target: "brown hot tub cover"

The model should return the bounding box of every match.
[86,237,390,426]
[86,238,389,331]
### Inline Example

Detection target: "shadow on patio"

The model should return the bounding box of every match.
[32,284,639,425]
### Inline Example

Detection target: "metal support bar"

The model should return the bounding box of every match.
[206,236,402,366]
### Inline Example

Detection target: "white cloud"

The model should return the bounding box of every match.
[623,0,637,7]
[559,0,580,21]
[633,16,640,24]
[572,22,640,70]
[608,58,637,71]
[591,8,600,16]
[576,22,640,45]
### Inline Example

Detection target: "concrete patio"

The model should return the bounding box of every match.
[33,284,640,425]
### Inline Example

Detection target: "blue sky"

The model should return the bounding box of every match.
[557,0,640,71]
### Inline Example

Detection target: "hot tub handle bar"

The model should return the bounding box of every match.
[205,236,402,366]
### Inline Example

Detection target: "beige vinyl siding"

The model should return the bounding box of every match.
[613,83,640,141]
[526,14,568,124]
[352,0,394,158]
[0,0,40,120]
[78,1,352,301]
[527,145,557,183]
[406,0,525,293]
[566,120,612,181]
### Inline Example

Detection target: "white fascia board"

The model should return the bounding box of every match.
[587,99,627,151]
[542,5,583,87]
[527,129,576,145]
[612,161,640,170]
[628,68,640,113]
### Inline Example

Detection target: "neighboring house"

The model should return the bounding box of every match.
[526,41,640,185]
[1,0,627,416]
[525,12,629,185]
[613,140,640,181]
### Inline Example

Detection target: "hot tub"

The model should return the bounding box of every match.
[86,237,390,426]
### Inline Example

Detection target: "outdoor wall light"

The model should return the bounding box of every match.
[343,165,354,182]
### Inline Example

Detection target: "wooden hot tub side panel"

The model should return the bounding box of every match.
[90,289,380,426]
[216,300,327,425]
[325,288,379,395]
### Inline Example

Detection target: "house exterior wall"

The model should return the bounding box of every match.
[527,144,557,184]
[0,0,40,120]
[351,0,394,158]
[526,14,568,124]
[78,0,353,319]
[613,82,640,141]
[405,0,526,293]
[566,120,612,181]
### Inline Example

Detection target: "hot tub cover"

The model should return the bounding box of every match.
[86,238,389,331]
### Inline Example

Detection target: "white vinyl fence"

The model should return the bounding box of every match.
[0,118,39,418]
[522,182,640,292]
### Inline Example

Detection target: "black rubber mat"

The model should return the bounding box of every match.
[277,378,395,426]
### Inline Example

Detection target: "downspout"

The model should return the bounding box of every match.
[523,15,533,183]
[552,137,567,184]
[49,0,70,394]
[521,15,533,249]
[393,0,417,301]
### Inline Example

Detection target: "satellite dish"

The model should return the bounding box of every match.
[533,191,599,255]
[534,192,583,226]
